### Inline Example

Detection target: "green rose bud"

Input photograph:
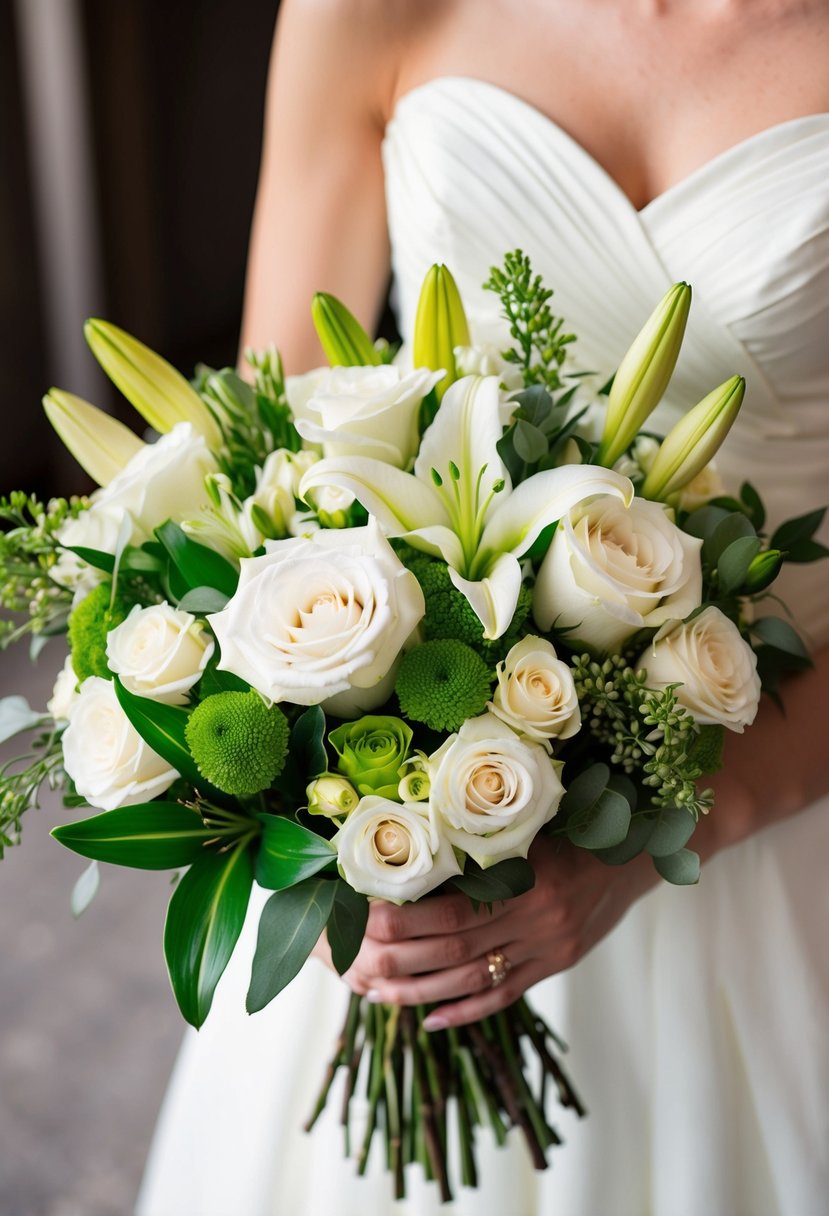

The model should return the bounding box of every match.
[328,715,413,799]
[306,775,360,818]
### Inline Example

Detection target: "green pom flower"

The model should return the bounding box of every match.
[410,558,485,647]
[185,691,290,795]
[67,582,129,682]
[328,715,412,799]
[395,640,493,733]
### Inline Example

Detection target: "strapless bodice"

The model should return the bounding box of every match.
[383,77,829,642]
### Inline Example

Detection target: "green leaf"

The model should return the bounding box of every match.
[559,763,610,818]
[327,881,369,975]
[164,844,253,1028]
[566,788,632,849]
[703,512,756,568]
[653,847,700,885]
[682,504,730,544]
[513,419,547,463]
[113,680,224,798]
[52,801,220,869]
[750,617,811,661]
[0,695,45,743]
[155,520,239,597]
[450,856,536,902]
[65,545,115,573]
[593,812,656,865]
[717,535,761,594]
[739,481,766,531]
[644,805,697,857]
[280,706,327,803]
[71,861,100,917]
[687,724,725,774]
[770,507,826,552]
[255,815,336,890]
[782,538,829,564]
[176,586,230,613]
[246,878,336,1013]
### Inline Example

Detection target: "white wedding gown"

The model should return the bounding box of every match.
[137,78,829,1216]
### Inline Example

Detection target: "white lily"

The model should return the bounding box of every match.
[300,375,633,639]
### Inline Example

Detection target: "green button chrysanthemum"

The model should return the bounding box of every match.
[68,582,129,682]
[185,690,289,796]
[395,639,493,733]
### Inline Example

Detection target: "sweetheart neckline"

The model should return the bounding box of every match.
[387,75,829,217]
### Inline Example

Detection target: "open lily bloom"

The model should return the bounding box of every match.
[300,374,633,638]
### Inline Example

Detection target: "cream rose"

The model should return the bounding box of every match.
[208,518,425,714]
[428,712,564,868]
[332,795,460,902]
[291,365,443,467]
[636,606,761,732]
[48,655,79,723]
[489,636,581,749]
[61,677,178,810]
[105,604,214,704]
[533,495,703,653]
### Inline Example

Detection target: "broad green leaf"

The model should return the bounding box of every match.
[450,856,535,903]
[0,695,45,743]
[71,861,100,917]
[653,847,700,885]
[176,586,230,613]
[717,535,761,594]
[52,801,219,869]
[644,805,697,858]
[246,878,336,1013]
[164,845,253,1028]
[566,788,631,849]
[113,680,223,799]
[782,538,829,564]
[682,504,730,543]
[513,419,547,464]
[750,617,811,661]
[155,520,239,598]
[703,512,755,568]
[281,706,328,804]
[65,544,115,573]
[255,815,336,890]
[770,506,826,552]
[327,881,369,975]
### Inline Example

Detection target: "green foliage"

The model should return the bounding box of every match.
[557,763,632,849]
[113,679,211,795]
[571,654,714,818]
[0,493,85,648]
[51,800,235,869]
[279,706,328,806]
[247,877,337,1013]
[155,520,239,600]
[0,722,64,856]
[396,640,493,732]
[483,250,576,391]
[327,882,369,975]
[497,386,588,485]
[67,582,130,680]
[450,857,536,902]
[186,692,290,796]
[255,814,336,889]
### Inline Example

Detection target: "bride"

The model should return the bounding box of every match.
[137,2,829,1213]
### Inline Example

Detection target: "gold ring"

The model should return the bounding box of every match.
[486,949,511,988]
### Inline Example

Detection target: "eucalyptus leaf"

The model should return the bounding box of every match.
[327,882,369,975]
[155,520,239,597]
[717,535,761,594]
[513,419,548,463]
[559,763,610,818]
[593,812,656,865]
[681,504,730,543]
[653,847,700,885]
[52,801,222,869]
[164,844,253,1028]
[644,805,697,857]
[0,696,46,744]
[703,512,756,568]
[71,861,100,917]
[255,815,337,890]
[566,788,631,849]
[247,878,336,1013]
[176,586,230,613]
[451,856,536,902]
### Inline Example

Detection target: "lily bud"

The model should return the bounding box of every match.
[413,263,471,400]
[43,389,144,486]
[642,375,745,501]
[311,293,381,367]
[306,775,360,819]
[597,282,692,467]
[743,549,784,593]
[84,319,221,447]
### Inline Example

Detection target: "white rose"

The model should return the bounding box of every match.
[428,711,564,868]
[291,365,443,467]
[87,422,217,544]
[105,603,214,704]
[489,636,581,749]
[332,795,460,902]
[48,655,79,723]
[53,503,125,593]
[208,518,425,714]
[533,495,703,653]
[636,606,761,732]
[61,677,178,810]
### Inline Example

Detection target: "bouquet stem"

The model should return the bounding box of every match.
[306,991,585,1202]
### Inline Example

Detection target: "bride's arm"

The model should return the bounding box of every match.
[344,649,829,1028]
[238,0,396,369]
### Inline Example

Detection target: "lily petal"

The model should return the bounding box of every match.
[479,465,634,562]
[43,389,145,486]
[415,375,509,513]
[401,525,466,570]
[299,457,449,534]
[449,553,523,640]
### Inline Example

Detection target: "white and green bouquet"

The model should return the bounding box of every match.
[1,253,824,1200]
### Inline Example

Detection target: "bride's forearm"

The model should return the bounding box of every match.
[695,642,829,863]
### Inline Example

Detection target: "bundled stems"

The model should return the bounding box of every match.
[304,993,584,1202]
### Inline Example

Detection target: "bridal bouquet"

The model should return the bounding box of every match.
[1,253,824,1200]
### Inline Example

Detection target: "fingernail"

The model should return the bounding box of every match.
[422,1014,450,1032]
[366,989,382,1003]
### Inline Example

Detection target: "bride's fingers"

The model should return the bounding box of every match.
[366,891,508,943]
[358,937,536,1007]
[353,923,531,996]
[420,957,549,1030]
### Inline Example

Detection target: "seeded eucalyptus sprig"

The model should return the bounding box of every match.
[0,493,85,648]
[483,250,576,392]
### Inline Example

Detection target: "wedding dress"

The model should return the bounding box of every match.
[136,78,829,1216]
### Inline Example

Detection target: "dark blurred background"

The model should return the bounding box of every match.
[1,2,279,1212]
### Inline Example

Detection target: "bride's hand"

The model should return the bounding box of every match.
[339,838,658,1029]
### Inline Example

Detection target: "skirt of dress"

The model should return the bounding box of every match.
[136,795,829,1216]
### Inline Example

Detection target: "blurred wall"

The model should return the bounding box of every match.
[2,0,278,495]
